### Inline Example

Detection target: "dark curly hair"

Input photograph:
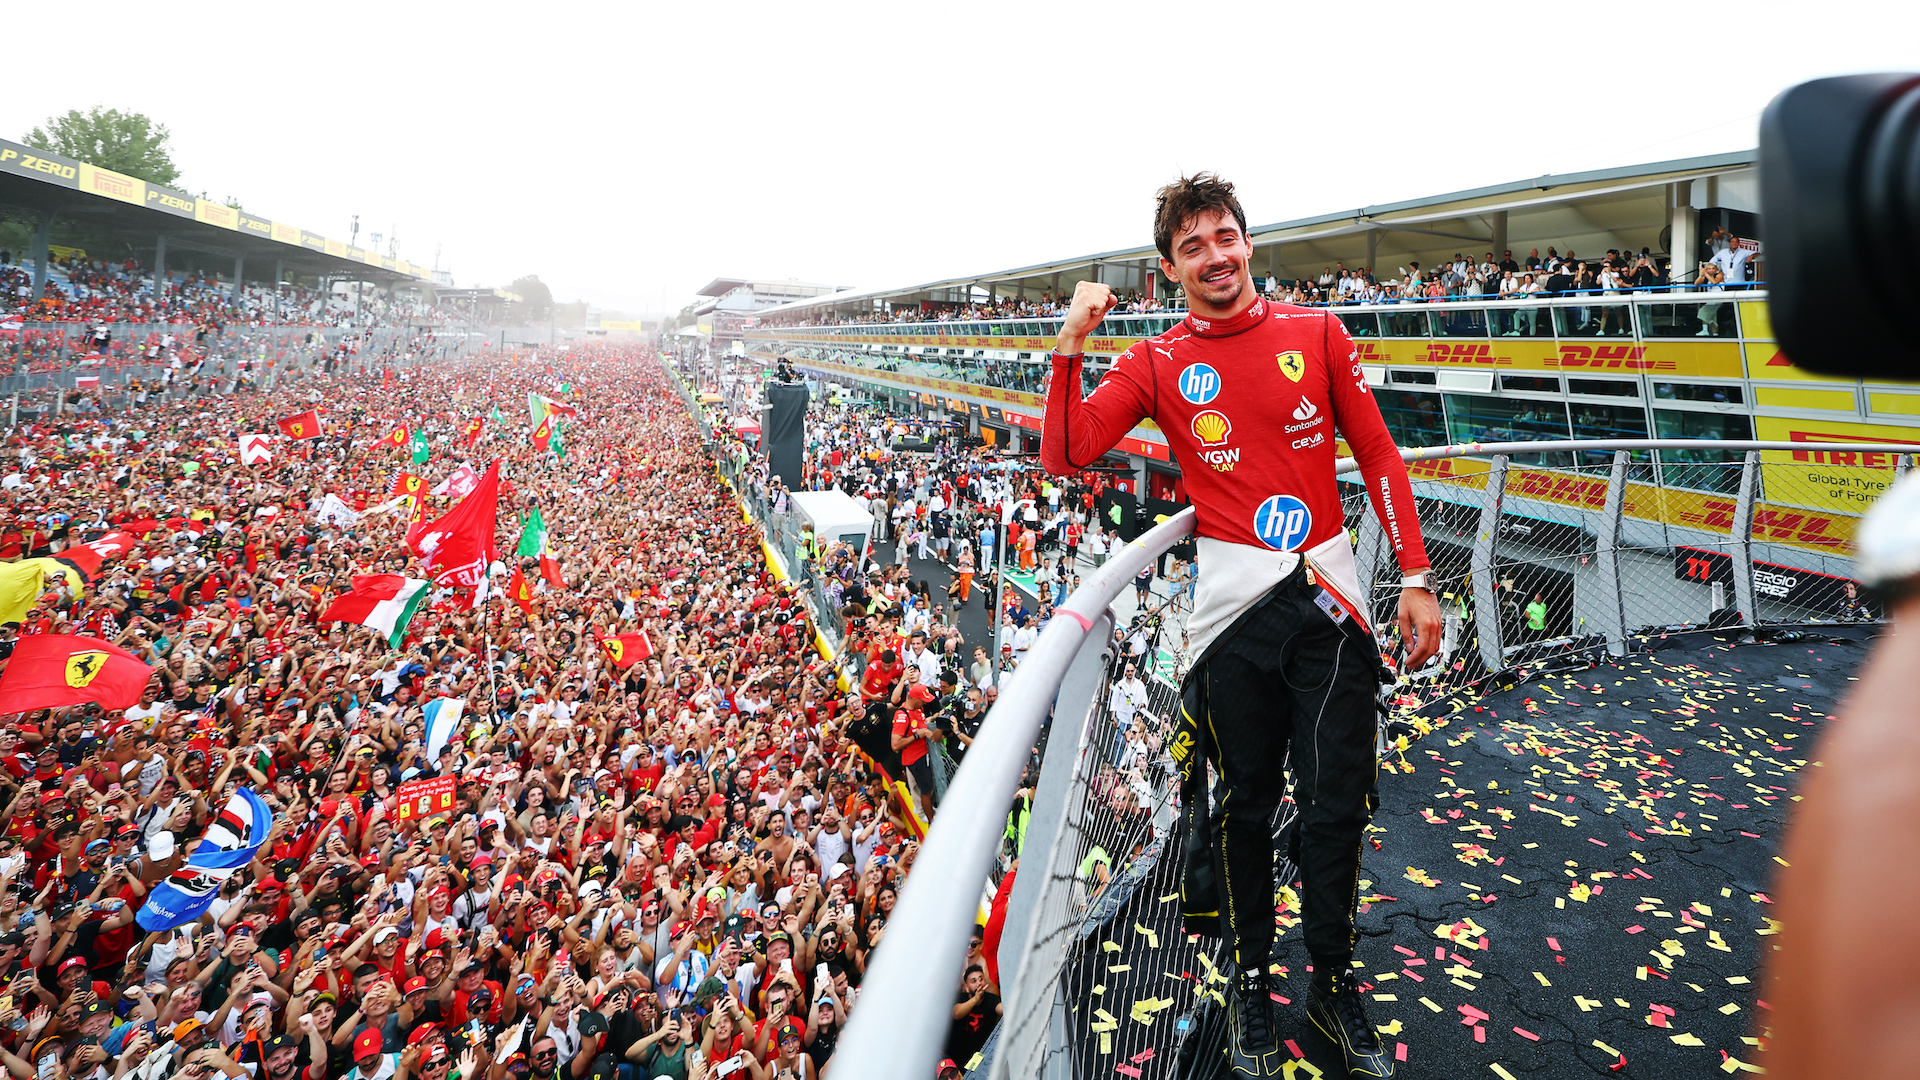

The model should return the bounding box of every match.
[1152,172,1249,262]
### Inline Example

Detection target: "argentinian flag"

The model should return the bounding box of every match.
[423,697,466,763]
[136,788,275,932]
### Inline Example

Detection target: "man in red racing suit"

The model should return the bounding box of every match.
[1041,174,1439,1079]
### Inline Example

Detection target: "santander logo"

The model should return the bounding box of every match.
[1292,397,1318,422]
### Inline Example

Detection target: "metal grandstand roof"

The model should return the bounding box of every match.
[753,149,1757,315]
[695,277,847,299]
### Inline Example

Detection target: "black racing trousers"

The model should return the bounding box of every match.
[1176,561,1383,973]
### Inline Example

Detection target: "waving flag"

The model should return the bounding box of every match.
[391,472,426,501]
[52,532,138,583]
[319,575,429,647]
[239,434,273,466]
[0,315,22,334]
[423,697,465,763]
[531,413,555,454]
[407,461,500,591]
[410,428,431,465]
[433,464,480,499]
[277,410,322,441]
[599,632,653,668]
[517,508,563,586]
[0,634,151,711]
[507,565,534,614]
[383,425,410,449]
[136,788,274,931]
[463,417,485,445]
[527,391,576,429]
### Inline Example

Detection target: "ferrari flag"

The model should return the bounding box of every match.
[599,632,653,668]
[0,634,152,711]
[406,461,500,590]
[136,788,273,931]
[277,410,322,441]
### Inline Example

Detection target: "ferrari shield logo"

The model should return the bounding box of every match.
[289,422,305,437]
[604,639,624,662]
[1276,351,1305,382]
[65,650,109,688]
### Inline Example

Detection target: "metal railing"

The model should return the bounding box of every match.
[831,437,1903,1080]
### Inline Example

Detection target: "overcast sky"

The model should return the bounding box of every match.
[7,4,1916,316]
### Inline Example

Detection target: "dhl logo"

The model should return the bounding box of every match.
[1510,469,1609,509]
[1549,345,1676,371]
[1417,342,1511,366]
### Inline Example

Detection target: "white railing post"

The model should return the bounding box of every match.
[1596,450,1631,657]
[995,612,1114,1079]
[1732,451,1761,626]
[1473,455,1510,672]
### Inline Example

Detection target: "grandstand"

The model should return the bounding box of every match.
[724,154,1908,1078]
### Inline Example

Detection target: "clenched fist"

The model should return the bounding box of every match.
[1055,281,1119,356]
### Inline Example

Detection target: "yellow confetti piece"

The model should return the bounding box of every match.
[1091,985,1104,995]
[1502,874,1523,885]
[1594,1039,1621,1056]
[1491,1065,1517,1080]
[1099,1031,1111,1055]
[1378,1019,1404,1036]
[1727,976,1751,985]
[1671,1032,1706,1046]
[1109,964,1132,973]
[1574,996,1602,1012]
[1719,1002,1742,1014]
[1451,979,1477,991]
[1103,941,1121,953]
[1373,994,1398,1002]
[1094,1008,1117,1024]
[1420,997,1442,1013]
[1614,999,1631,1008]
[1533,971,1552,987]
[1774,856,1791,867]
[1133,922,1159,949]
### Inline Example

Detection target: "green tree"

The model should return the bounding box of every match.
[509,274,554,320]
[24,108,180,187]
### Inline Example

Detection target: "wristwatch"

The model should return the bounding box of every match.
[1400,573,1433,593]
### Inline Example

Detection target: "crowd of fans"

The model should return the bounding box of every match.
[749,233,1762,333]
[0,253,447,330]
[0,340,1044,1080]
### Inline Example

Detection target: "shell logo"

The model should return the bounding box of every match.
[1191,410,1232,446]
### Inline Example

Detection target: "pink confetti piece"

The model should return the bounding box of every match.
[1514,1027,1540,1041]
[1130,1048,1156,1064]
[1115,1067,1141,1078]
[1589,838,1609,846]
[1396,1043,1408,1062]
[1546,937,1561,951]
[1624,925,1645,934]
[1286,1040,1304,1059]
[1473,1025,1486,1043]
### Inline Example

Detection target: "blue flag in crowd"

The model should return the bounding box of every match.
[423,697,465,764]
[136,787,274,932]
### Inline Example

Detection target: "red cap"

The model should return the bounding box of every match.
[422,929,446,950]
[56,956,86,975]
[403,976,428,995]
[353,1029,383,1060]
[405,1023,440,1047]
[908,684,935,703]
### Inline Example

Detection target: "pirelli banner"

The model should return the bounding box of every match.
[0,136,434,281]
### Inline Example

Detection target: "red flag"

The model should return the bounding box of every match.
[464,417,485,445]
[507,566,534,614]
[599,632,653,668]
[531,414,554,453]
[0,634,152,711]
[52,532,138,583]
[390,472,425,499]
[384,425,410,449]
[277,410,322,441]
[406,461,500,590]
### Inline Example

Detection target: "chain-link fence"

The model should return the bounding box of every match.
[830,439,1906,1080]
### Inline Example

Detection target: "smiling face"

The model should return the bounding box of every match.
[1160,207,1254,318]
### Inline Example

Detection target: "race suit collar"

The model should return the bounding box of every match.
[1182,296,1267,338]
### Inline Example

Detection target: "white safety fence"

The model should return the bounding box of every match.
[827,440,1903,1080]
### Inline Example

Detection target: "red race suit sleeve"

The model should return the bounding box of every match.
[1322,315,1430,573]
[1040,348,1153,474]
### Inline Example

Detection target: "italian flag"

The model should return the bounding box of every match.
[527,391,576,428]
[517,509,563,587]
[319,575,430,647]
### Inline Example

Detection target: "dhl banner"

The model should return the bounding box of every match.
[755,330,1747,379]
[1396,451,1861,557]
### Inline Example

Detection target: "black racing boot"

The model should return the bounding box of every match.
[1308,970,1395,1078]
[1228,968,1283,1077]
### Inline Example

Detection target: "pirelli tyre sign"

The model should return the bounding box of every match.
[0,140,80,188]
